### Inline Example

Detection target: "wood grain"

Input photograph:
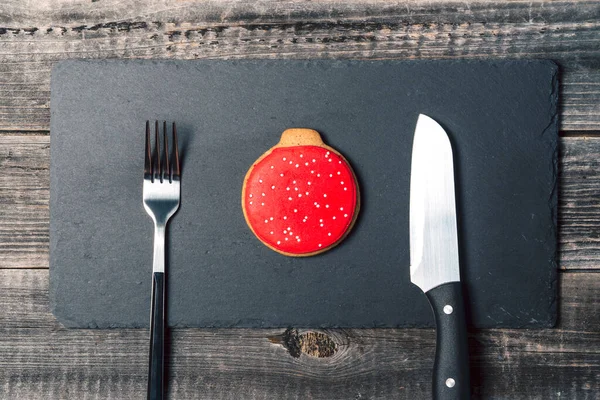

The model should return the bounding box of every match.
[559,136,600,270]
[0,269,597,399]
[2,134,599,270]
[0,1,599,131]
[0,135,49,268]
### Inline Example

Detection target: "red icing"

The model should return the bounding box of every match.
[243,145,358,255]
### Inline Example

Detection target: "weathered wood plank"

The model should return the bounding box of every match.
[558,268,600,332]
[1,135,599,269]
[0,135,49,268]
[3,0,600,26]
[0,1,599,131]
[0,269,597,399]
[559,136,600,270]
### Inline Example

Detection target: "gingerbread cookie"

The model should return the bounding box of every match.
[242,128,360,256]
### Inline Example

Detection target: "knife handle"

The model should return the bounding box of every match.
[148,271,165,400]
[425,282,470,400]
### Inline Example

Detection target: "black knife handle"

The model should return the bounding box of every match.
[148,272,165,400]
[425,282,470,400]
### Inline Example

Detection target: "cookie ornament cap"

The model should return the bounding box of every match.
[242,128,360,257]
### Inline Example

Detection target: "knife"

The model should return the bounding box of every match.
[409,114,470,399]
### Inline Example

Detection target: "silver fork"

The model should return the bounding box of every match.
[143,121,180,400]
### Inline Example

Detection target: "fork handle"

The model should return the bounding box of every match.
[148,271,165,400]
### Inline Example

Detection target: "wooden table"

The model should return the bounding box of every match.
[1,1,599,398]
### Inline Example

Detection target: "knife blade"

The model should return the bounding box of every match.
[409,114,470,400]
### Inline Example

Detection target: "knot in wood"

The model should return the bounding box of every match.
[268,328,337,358]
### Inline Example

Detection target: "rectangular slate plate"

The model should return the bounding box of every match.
[50,59,558,329]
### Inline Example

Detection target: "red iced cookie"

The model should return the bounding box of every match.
[242,128,360,256]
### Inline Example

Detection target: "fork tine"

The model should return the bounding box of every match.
[163,121,170,182]
[145,121,152,179]
[173,122,180,179]
[154,121,161,182]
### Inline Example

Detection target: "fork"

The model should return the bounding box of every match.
[143,121,180,400]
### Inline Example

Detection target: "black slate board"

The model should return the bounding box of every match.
[50,59,558,329]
